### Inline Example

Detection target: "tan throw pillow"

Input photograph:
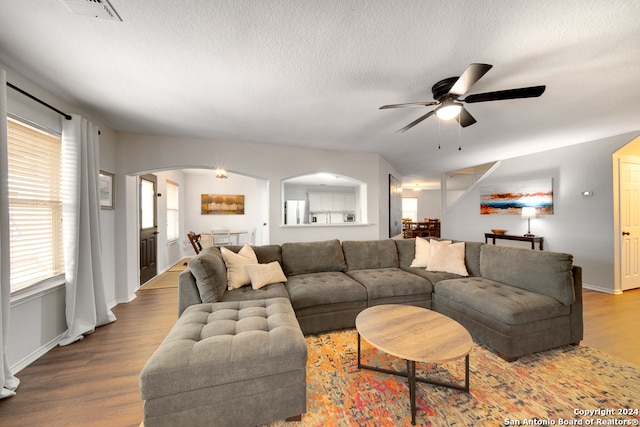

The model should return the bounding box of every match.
[245,261,288,290]
[427,241,469,276]
[220,244,259,290]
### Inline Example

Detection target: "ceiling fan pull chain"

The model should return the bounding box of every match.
[458,121,462,151]
[438,118,442,150]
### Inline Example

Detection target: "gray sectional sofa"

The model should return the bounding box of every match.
[178,238,583,361]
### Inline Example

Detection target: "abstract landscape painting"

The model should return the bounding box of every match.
[201,194,245,215]
[480,179,553,215]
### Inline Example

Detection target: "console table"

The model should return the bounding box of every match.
[484,233,544,250]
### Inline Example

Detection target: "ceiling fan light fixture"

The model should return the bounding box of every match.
[435,103,463,121]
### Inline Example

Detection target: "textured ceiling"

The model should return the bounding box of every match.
[1,0,640,187]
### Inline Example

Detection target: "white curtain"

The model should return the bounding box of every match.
[0,69,20,398]
[59,115,116,346]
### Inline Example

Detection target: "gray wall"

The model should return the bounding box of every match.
[442,131,640,293]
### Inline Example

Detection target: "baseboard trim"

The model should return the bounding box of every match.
[109,292,137,309]
[582,283,622,295]
[11,332,65,375]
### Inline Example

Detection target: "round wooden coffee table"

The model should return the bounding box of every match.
[355,304,473,425]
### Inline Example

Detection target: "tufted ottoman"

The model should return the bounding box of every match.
[139,297,307,427]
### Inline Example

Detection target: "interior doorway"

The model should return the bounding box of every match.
[139,174,158,284]
[613,136,640,292]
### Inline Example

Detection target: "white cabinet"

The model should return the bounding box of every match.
[308,192,356,213]
[343,193,355,211]
[331,193,344,211]
[308,193,323,212]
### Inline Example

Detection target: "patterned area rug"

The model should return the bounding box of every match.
[266,330,640,427]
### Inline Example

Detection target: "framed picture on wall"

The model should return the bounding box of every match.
[99,170,115,210]
[389,174,402,237]
[201,194,245,215]
[480,178,553,215]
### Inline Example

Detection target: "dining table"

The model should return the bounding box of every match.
[200,230,249,247]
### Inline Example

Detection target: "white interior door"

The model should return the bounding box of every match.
[620,160,640,290]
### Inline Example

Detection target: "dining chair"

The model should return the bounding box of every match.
[211,227,231,246]
[187,232,202,255]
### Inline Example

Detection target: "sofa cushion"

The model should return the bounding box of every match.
[342,240,398,270]
[394,239,416,268]
[480,245,575,305]
[222,282,290,302]
[281,239,347,276]
[285,271,366,310]
[434,277,570,325]
[402,266,463,284]
[346,267,432,301]
[222,244,282,265]
[460,241,483,277]
[187,247,227,303]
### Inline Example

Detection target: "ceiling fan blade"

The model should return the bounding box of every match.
[397,110,436,133]
[449,63,493,96]
[456,107,477,127]
[464,85,546,103]
[380,101,438,109]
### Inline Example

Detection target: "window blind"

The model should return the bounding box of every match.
[7,118,64,292]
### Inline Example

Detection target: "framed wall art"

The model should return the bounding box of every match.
[99,170,115,210]
[389,174,402,237]
[480,178,553,215]
[201,194,245,215]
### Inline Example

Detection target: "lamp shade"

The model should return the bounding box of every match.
[521,207,536,218]
[435,103,462,121]
[215,167,228,179]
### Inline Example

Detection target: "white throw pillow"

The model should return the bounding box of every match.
[220,244,259,290]
[410,238,452,268]
[427,241,468,276]
[245,261,288,290]
[410,238,431,267]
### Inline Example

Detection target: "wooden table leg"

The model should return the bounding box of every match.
[406,360,417,425]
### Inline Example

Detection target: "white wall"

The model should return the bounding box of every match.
[442,131,640,293]
[113,132,399,299]
[183,171,260,246]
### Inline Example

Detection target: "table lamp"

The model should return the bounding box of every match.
[521,207,536,237]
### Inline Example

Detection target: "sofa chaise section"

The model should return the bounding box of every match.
[140,298,307,427]
[432,244,583,361]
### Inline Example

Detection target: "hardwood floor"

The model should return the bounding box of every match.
[0,287,178,427]
[0,285,638,426]
[581,288,640,366]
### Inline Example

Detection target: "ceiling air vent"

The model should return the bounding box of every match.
[59,0,122,21]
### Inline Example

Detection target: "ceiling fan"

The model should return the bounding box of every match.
[380,63,545,132]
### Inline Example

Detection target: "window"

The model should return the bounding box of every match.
[402,197,418,222]
[166,179,179,242]
[7,118,64,292]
